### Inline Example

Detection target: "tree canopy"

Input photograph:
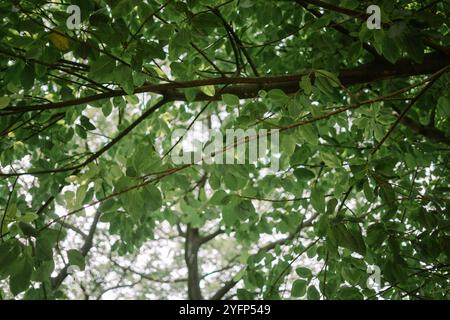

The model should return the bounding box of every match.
[0,0,449,300]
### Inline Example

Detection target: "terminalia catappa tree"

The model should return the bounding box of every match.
[0,0,449,300]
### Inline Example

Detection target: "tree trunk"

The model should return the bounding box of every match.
[185,225,203,300]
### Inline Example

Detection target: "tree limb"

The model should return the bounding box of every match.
[1,53,448,115]
[51,210,101,289]
[209,213,319,300]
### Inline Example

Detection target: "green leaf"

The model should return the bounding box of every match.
[75,184,88,207]
[292,279,307,297]
[125,94,139,105]
[142,185,162,212]
[315,70,341,87]
[172,28,191,48]
[80,116,96,130]
[373,30,384,56]
[75,124,87,139]
[381,35,401,64]
[401,35,424,63]
[67,249,85,271]
[367,223,387,247]
[36,238,53,261]
[145,41,165,60]
[378,180,397,210]
[384,259,407,284]
[32,260,54,282]
[311,187,325,213]
[293,168,315,181]
[184,88,198,102]
[295,267,312,278]
[90,55,116,80]
[297,124,318,145]
[0,243,20,274]
[102,100,113,117]
[20,64,35,90]
[222,94,240,106]
[300,75,312,95]
[326,198,338,215]
[115,65,134,95]
[268,89,289,102]
[332,224,366,255]
[18,222,39,238]
[222,204,239,226]
[221,196,248,227]
[338,286,364,299]
[320,152,341,168]
[363,180,375,202]
[210,190,227,205]
[9,254,33,295]
[437,96,450,118]
[306,285,320,300]
[19,213,39,223]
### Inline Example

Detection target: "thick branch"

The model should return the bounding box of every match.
[1,53,448,115]
[398,115,450,146]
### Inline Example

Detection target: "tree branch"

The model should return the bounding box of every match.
[372,66,448,154]
[1,53,448,115]
[51,210,101,289]
[0,97,169,177]
[209,213,319,300]
[399,115,450,146]
[56,221,88,240]
[0,177,18,242]
[199,228,224,245]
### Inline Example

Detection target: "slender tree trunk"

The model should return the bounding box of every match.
[185,225,203,300]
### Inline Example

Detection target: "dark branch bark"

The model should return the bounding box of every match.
[372,66,448,154]
[296,0,450,56]
[51,210,101,289]
[111,259,187,284]
[258,213,317,252]
[1,53,448,115]
[399,115,450,146]
[209,213,319,300]
[210,278,239,300]
[57,221,88,240]
[0,98,169,177]
[0,177,18,242]
[295,0,365,18]
[185,225,203,300]
[199,228,224,245]
[295,0,387,62]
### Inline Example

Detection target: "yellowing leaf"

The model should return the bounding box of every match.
[49,32,70,51]
[200,85,215,97]
[0,96,11,109]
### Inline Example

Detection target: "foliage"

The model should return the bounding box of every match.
[0,0,449,300]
